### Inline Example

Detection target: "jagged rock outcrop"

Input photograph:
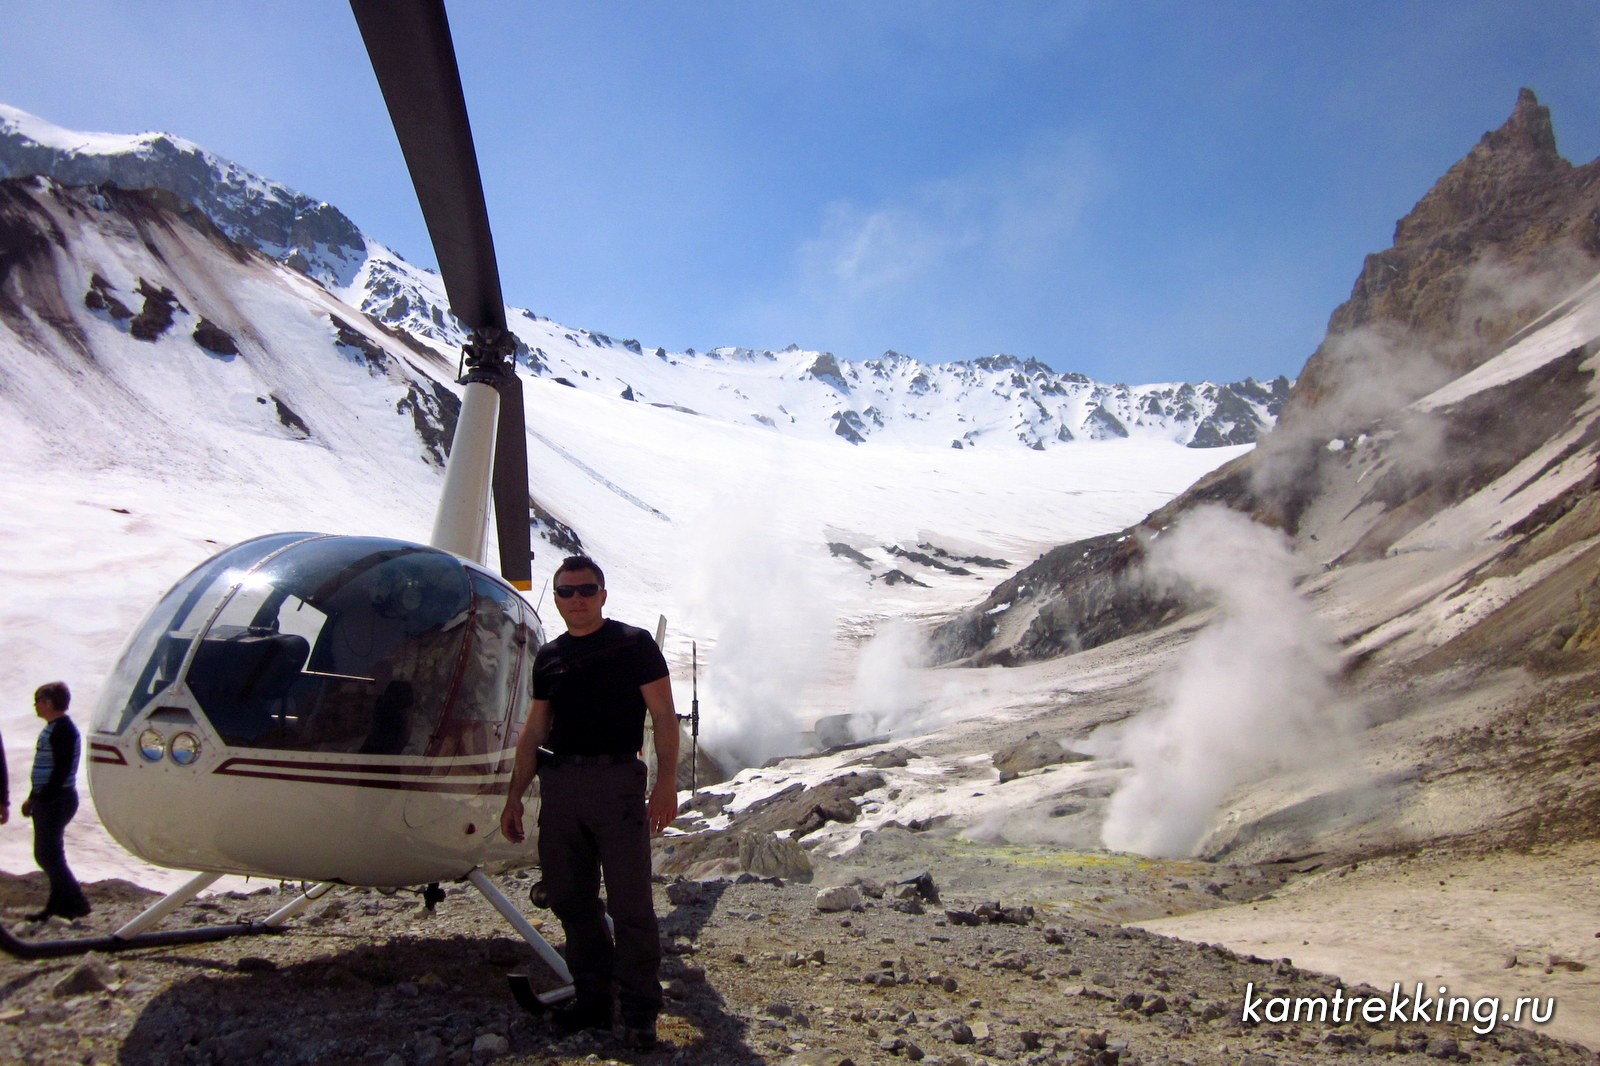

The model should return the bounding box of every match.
[656,772,885,878]
[1288,89,1600,428]
[992,732,1091,783]
[192,317,239,356]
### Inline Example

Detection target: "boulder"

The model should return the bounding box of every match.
[815,885,861,913]
[738,831,813,882]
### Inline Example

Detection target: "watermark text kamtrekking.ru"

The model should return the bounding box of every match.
[1241,982,1555,1037]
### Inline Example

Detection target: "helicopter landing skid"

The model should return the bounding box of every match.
[0,916,281,960]
[0,872,332,961]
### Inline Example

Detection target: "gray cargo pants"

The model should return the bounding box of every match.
[536,758,662,1025]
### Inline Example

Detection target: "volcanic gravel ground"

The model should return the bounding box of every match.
[1,865,1592,1066]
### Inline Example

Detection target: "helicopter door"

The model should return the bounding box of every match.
[422,571,530,765]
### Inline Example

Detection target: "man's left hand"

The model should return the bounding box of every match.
[647,776,677,834]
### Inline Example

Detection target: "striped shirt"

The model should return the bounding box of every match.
[31,718,80,799]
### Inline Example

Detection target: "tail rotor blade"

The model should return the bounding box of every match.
[350,0,506,332]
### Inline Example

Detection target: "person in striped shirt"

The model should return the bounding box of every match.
[21,681,90,922]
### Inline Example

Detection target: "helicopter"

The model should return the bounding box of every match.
[0,0,585,1006]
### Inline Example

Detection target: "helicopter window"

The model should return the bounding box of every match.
[186,627,311,743]
[187,537,474,755]
[452,573,526,723]
[92,532,320,735]
[275,595,328,647]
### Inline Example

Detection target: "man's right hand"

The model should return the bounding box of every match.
[500,800,525,844]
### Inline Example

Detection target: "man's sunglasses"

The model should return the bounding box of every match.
[554,583,602,599]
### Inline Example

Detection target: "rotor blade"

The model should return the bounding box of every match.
[351,0,506,332]
[491,371,533,589]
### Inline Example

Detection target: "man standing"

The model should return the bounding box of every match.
[23,681,90,922]
[500,556,679,1051]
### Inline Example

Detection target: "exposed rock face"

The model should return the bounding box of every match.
[927,528,1182,665]
[192,317,239,356]
[0,111,367,288]
[129,280,182,341]
[1288,89,1600,427]
[529,497,583,556]
[803,351,849,391]
[0,176,465,473]
[656,772,885,878]
[831,408,867,444]
[396,378,461,467]
[269,394,311,439]
[736,831,814,881]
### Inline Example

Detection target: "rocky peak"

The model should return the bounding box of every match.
[1285,89,1600,427]
[803,351,849,391]
[1393,88,1568,247]
[1480,87,1560,165]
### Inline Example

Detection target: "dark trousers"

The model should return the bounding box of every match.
[536,760,662,1024]
[32,791,89,918]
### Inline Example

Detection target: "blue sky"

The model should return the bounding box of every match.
[3,1,1596,384]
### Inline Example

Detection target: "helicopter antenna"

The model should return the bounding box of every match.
[674,640,701,795]
[689,641,700,795]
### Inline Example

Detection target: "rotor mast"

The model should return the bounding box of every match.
[430,331,513,570]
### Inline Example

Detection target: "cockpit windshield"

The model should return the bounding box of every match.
[92,533,318,735]
[94,534,540,755]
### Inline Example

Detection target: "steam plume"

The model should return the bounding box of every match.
[850,619,925,737]
[679,491,839,770]
[1095,505,1345,857]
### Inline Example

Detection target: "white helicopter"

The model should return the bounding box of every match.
[1,0,584,1007]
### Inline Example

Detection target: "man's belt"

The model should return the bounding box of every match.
[538,751,638,768]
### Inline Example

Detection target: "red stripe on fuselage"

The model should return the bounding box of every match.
[211,754,510,795]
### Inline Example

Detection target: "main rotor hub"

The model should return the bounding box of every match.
[460,326,518,386]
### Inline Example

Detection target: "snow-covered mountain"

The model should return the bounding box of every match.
[0,103,1288,453]
[0,108,1251,882]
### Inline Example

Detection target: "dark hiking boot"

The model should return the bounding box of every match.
[620,1021,657,1052]
[552,998,613,1036]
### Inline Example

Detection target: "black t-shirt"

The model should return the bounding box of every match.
[533,619,669,756]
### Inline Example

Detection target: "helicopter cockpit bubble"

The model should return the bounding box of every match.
[92,534,543,758]
[88,532,545,885]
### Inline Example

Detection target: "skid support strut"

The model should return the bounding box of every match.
[466,869,575,1010]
